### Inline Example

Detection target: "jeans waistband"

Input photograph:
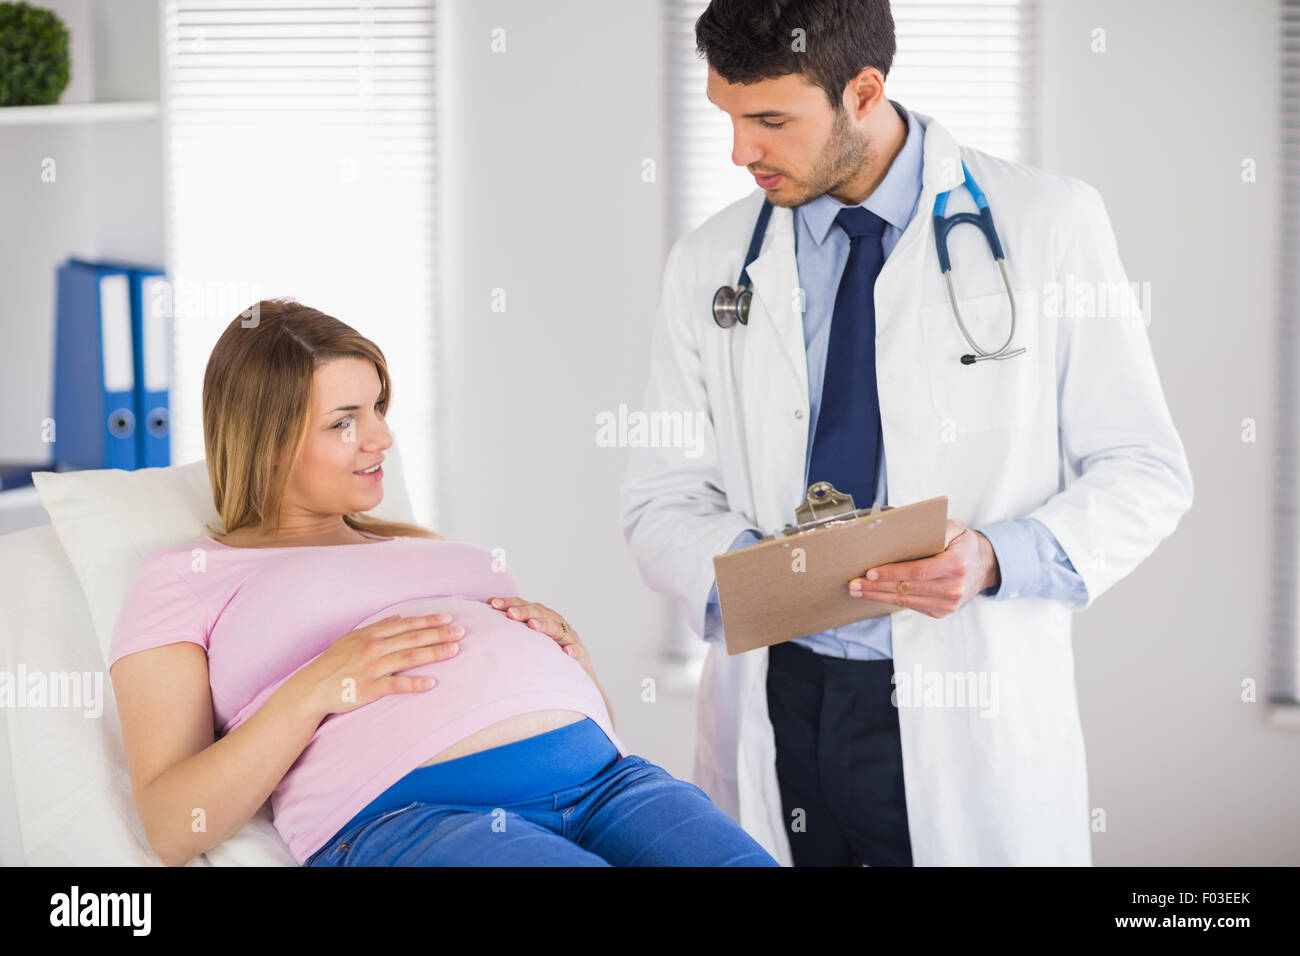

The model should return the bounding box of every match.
[343,717,617,830]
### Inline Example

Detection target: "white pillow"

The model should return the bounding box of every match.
[31,441,417,666]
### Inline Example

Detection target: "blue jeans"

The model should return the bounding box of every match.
[305,718,779,866]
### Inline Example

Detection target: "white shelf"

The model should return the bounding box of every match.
[1,0,166,468]
[0,101,159,127]
[0,485,49,537]
[0,485,40,511]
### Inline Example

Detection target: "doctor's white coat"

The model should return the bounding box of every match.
[618,110,1193,866]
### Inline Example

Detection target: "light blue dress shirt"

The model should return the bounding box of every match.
[704,100,1089,660]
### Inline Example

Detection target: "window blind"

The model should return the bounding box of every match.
[664,0,1039,238]
[1272,0,1300,711]
[162,0,439,528]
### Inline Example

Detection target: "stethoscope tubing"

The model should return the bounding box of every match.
[933,159,1022,363]
[713,159,1024,365]
[943,258,1024,362]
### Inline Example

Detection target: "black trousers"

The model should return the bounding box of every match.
[765,639,913,866]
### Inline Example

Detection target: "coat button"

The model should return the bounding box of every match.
[794,409,804,419]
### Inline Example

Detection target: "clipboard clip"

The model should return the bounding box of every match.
[773,481,890,539]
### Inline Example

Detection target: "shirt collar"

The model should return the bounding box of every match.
[799,99,925,247]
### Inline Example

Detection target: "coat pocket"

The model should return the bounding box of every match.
[959,600,1079,766]
[917,287,1041,437]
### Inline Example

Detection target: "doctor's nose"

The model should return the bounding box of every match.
[731,129,763,169]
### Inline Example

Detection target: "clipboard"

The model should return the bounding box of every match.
[713,482,949,655]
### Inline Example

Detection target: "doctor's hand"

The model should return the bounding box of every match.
[847,520,1000,619]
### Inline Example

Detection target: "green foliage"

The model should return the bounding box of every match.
[0,1,71,107]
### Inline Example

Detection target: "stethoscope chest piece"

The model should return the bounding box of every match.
[712,284,751,328]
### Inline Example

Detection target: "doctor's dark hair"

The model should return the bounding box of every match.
[200,297,440,542]
[695,0,896,113]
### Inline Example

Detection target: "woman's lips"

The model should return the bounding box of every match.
[354,465,383,482]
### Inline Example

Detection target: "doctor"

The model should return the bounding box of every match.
[619,0,1193,866]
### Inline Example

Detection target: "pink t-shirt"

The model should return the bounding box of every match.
[107,530,627,864]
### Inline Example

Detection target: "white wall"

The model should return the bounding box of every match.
[1035,0,1297,864]
[433,0,699,779]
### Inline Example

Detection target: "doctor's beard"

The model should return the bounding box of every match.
[765,104,876,209]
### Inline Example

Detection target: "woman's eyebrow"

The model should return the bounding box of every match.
[322,387,384,417]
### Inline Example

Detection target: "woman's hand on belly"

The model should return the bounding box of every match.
[485,597,588,666]
[300,613,465,720]
[483,597,615,728]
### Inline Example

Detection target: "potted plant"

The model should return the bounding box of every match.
[0,1,70,107]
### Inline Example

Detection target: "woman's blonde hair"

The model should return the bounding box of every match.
[201,297,439,542]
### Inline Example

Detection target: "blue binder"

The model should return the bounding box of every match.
[125,266,172,467]
[63,257,174,468]
[52,259,139,470]
[0,465,41,491]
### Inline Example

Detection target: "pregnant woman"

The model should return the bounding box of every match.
[107,298,778,867]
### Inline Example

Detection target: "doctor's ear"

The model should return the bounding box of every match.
[841,66,887,119]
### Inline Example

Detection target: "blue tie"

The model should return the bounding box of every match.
[807,206,887,509]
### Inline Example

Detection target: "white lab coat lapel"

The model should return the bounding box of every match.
[737,202,808,533]
[723,204,805,867]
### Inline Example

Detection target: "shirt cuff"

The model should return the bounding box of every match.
[976,519,1038,600]
[705,528,765,613]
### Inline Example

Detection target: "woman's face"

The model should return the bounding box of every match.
[279,357,393,519]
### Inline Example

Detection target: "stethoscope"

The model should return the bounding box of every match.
[712,159,1023,365]
[711,197,774,329]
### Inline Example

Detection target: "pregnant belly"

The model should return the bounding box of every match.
[416,709,588,766]
[342,596,605,769]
